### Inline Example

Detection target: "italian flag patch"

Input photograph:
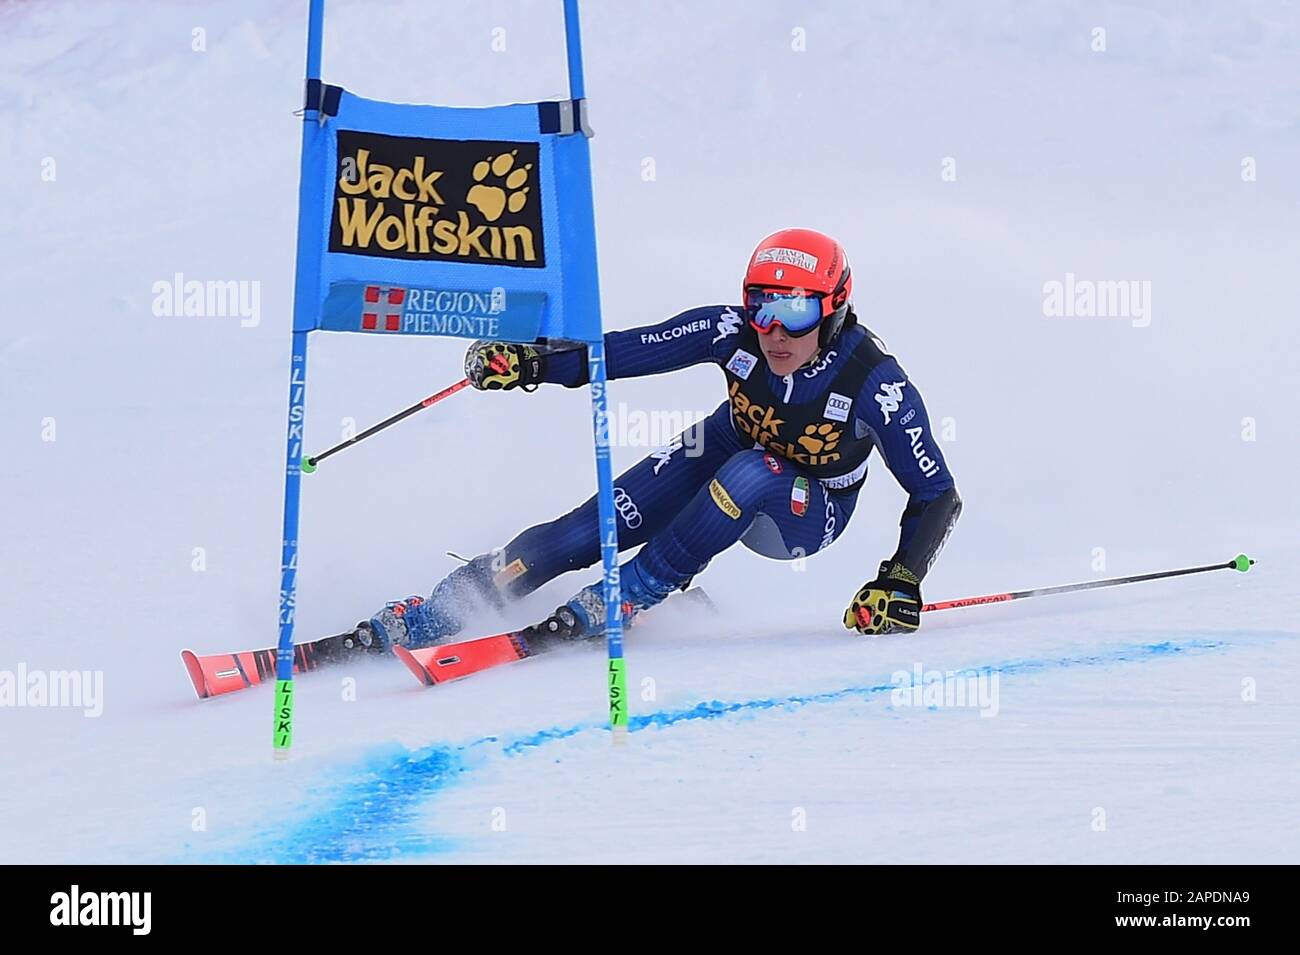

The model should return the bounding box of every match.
[790,476,809,517]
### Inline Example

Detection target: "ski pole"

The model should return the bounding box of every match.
[300,353,513,473]
[923,553,1254,613]
[300,378,471,473]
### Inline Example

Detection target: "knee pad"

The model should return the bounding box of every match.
[739,513,796,558]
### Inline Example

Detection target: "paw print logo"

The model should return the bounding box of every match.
[466,150,532,222]
[797,423,841,455]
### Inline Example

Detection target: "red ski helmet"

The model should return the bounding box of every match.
[743,228,853,346]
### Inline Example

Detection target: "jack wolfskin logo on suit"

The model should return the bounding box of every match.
[728,381,844,468]
[728,380,785,438]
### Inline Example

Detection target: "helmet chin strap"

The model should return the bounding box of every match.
[798,348,821,370]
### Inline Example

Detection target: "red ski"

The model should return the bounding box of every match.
[183,589,716,698]
[393,587,717,687]
[392,631,534,686]
[183,628,556,698]
[180,632,371,700]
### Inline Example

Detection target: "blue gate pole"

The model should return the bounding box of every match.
[273,0,327,759]
[562,0,627,738]
[587,345,627,737]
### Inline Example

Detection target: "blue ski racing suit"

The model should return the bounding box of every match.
[367,305,962,647]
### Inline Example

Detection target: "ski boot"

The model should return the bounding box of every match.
[529,559,684,642]
[357,553,506,651]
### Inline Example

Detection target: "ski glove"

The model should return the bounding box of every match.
[844,560,922,635]
[465,341,546,391]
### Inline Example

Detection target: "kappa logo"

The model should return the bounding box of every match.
[726,349,758,380]
[875,380,906,424]
[763,453,784,475]
[613,486,642,528]
[652,436,683,475]
[823,391,852,423]
[712,307,742,343]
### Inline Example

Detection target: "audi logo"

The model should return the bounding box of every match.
[614,487,642,528]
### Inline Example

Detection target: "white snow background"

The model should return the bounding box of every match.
[0,0,1297,863]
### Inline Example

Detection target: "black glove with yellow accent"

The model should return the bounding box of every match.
[465,341,546,391]
[844,560,923,636]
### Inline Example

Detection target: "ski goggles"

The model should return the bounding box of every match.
[744,287,826,337]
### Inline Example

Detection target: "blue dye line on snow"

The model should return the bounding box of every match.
[224,636,1228,863]
[195,744,464,864]
[489,637,1227,756]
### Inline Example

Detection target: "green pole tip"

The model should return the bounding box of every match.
[300,457,316,474]
[1232,554,1253,573]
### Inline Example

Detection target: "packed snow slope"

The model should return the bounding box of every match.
[1,0,1297,863]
